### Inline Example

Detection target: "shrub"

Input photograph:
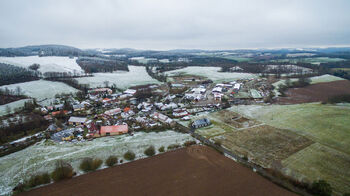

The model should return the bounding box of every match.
[343,193,350,196]
[183,141,196,147]
[158,146,165,153]
[80,158,103,172]
[51,160,74,182]
[13,183,26,194]
[27,172,51,188]
[167,144,181,150]
[310,180,332,196]
[105,156,118,167]
[144,146,155,157]
[214,140,222,146]
[124,151,135,161]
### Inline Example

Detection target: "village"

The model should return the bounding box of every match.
[1,75,273,146]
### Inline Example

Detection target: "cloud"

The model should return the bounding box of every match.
[0,0,349,49]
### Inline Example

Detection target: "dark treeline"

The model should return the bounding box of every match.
[145,65,167,82]
[319,60,350,80]
[0,63,40,86]
[0,114,48,144]
[45,77,89,92]
[76,58,129,73]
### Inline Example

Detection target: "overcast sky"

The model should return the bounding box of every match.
[0,0,350,50]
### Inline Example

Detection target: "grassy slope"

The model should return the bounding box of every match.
[229,103,350,195]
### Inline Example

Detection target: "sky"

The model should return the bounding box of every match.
[0,0,350,50]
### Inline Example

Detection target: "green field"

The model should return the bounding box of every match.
[229,103,350,195]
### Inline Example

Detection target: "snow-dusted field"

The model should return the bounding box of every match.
[272,74,344,96]
[0,56,84,74]
[165,66,257,82]
[0,80,79,100]
[0,99,32,116]
[76,66,161,89]
[0,131,194,195]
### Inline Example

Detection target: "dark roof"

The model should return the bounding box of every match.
[193,118,210,127]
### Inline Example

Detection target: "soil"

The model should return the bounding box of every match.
[19,145,297,196]
[276,80,350,104]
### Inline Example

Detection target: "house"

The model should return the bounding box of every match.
[124,89,137,95]
[96,125,129,137]
[213,93,223,101]
[191,118,211,129]
[151,112,174,124]
[68,117,88,126]
[73,104,85,111]
[102,98,112,103]
[171,83,185,88]
[212,87,222,93]
[104,108,121,116]
[52,110,69,116]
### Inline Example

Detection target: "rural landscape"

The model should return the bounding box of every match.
[1,0,350,196]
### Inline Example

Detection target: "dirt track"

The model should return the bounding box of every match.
[277,80,350,104]
[20,145,297,196]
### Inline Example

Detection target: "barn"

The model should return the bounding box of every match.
[96,125,129,137]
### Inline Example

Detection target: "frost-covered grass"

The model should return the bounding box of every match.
[272,74,345,96]
[229,103,350,154]
[0,80,79,101]
[0,99,32,116]
[165,66,257,82]
[0,131,194,195]
[0,56,84,74]
[76,66,161,89]
[229,103,350,195]
[282,143,350,195]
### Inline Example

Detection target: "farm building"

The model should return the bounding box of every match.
[212,87,222,93]
[95,125,129,137]
[68,116,88,126]
[192,118,211,128]
[151,112,174,124]
[124,89,137,95]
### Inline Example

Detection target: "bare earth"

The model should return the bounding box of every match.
[20,145,297,196]
[277,80,350,104]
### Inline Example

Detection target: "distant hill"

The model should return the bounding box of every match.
[0,44,97,57]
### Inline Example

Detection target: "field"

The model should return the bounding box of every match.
[0,56,84,74]
[195,110,312,168]
[76,66,161,89]
[0,80,79,101]
[272,74,344,96]
[165,66,257,82]
[0,99,32,116]
[19,145,297,196]
[229,103,350,195]
[276,80,350,104]
[272,57,345,65]
[0,131,194,195]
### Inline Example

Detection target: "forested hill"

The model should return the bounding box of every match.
[0,63,39,86]
[0,45,97,57]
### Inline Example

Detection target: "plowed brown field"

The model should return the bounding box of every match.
[20,145,297,196]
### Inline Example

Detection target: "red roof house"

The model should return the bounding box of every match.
[96,125,129,137]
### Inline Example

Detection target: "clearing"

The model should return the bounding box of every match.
[0,56,84,74]
[0,80,79,101]
[165,66,257,82]
[76,65,161,89]
[19,145,297,196]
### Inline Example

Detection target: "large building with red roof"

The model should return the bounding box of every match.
[95,125,129,137]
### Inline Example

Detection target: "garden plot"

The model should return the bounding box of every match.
[0,130,194,195]
[0,80,79,101]
[0,56,84,74]
[165,66,257,82]
[76,66,161,89]
[229,103,350,154]
[215,125,313,168]
[282,143,350,195]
